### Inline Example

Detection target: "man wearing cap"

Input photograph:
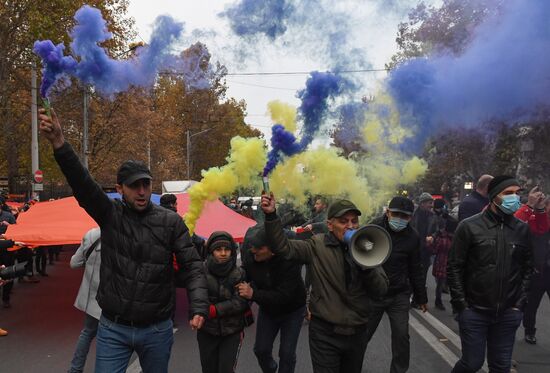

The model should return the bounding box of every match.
[260,192,388,373]
[39,109,208,373]
[366,196,427,373]
[448,175,533,373]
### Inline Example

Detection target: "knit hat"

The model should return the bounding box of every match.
[244,224,268,249]
[205,231,236,254]
[487,175,521,201]
[418,192,433,203]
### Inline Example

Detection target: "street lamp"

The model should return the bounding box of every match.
[186,128,211,180]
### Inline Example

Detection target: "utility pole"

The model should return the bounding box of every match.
[82,87,89,169]
[31,63,40,199]
[186,128,211,181]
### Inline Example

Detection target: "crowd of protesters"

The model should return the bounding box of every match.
[0,193,66,337]
[0,105,546,373]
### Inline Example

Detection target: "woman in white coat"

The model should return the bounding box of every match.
[68,228,101,373]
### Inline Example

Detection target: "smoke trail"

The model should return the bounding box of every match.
[32,41,77,98]
[220,0,294,40]
[262,71,347,176]
[388,0,550,151]
[267,100,297,133]
[34,5,215,98]
[185,136,267,234]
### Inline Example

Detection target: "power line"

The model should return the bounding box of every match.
[225,80,299,91]
[226,68,388,76]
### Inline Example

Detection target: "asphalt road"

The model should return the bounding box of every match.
[0,247,548,372]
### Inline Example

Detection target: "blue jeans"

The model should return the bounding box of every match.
[254,305,305,373]
[69,314,99,373]
[452,307,523,373]
[95,314,173,373]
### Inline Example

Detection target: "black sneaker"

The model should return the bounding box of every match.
[525,334,537,345]
[435,302,446,311]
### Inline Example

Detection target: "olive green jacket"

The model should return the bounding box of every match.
[265,213,388,327]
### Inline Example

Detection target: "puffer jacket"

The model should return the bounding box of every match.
[54,142,208,324]
[202,264,248,336]
[447,208,533,315]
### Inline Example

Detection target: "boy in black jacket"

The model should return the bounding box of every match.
[198,232,248,373]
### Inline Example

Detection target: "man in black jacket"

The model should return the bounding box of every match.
[39,109,208,373]
[237,224,306,373]
[458,174,493,221]
[366,196,427,373]
[448,175,533,373]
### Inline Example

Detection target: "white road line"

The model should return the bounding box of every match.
[410,311,488,372]
[409,315,460,367]
[125,327,179,373]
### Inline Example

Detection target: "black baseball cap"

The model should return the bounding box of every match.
[327,199,361,219]
[116,160,152,185]
[388,196,414,216]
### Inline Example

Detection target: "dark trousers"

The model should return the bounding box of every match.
[523,271,550,335]
[0,250,14,302]
[435,278,446,304]
[16,248,33,276]
[254,306,305,373]
[452,308,523,373]
[309,317,369,373]
[35,247,47,274]
[365,292,411,373]
[197,330,242,373]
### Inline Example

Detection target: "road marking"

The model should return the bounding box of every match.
[125,327,179,373]
[410,310,488,372]
[409,315,460,367]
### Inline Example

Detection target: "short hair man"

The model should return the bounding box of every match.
[301,196,329,234]
[458,174,494,221]
[411,192,437,288]
[160,193,178,212]
[366,196,427,373]
[260,193,388,373]
[448,175,533,373]
[39,109,208,373]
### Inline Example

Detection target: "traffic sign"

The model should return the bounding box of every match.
[34,169,43,184]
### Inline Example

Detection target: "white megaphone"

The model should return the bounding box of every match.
[343,225,392,269]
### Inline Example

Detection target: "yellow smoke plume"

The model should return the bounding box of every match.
[267,100,297,133]
[184,136,266,234]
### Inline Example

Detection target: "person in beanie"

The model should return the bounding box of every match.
[237,224,306,373]
[259,193,388,373]
[366,196,427,373]
[448,175,533,373]
[198,231,248,373]
[38,108,208,373]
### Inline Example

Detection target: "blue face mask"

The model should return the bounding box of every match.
[497,194,521,215]
[389,217,409,232]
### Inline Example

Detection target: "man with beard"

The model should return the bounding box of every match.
[448,175,533,373]
[39,108,208,373]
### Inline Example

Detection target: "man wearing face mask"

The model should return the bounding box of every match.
[260,192,389,373]
[365,196,427,373]
[448,175,533,373]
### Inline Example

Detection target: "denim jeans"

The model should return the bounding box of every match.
[452,307,523,373]
[95,314,173,373]
[254,305,305,373]
[68,314,99,373]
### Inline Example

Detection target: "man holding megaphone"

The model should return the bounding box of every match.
[260,192,389,373]
[365,196,428,373]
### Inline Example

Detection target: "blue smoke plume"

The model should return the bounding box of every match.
[34,5,214,98]
[388,0,550,151]
[220,0,294,39]
[263,71,347,175]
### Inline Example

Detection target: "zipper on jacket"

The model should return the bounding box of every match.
[496,223,504,316]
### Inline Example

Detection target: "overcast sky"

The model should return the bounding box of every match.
[127,0,438,138]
